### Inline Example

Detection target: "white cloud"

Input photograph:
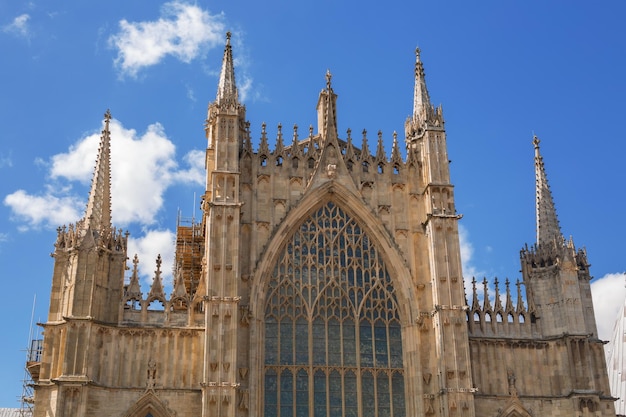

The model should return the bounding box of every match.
[459,223,485,293]
[185,84,197,102]
[0,153,13,168]
[4,117,204,231]
[230,30,261,104]
[128,229,176,288]
[108,1,225,77]
[239,74,254,103]
[50,133,100,183]
[3,14,31,39]
[172,149,205,185]
[4,189,83,230]
[591,272,626,341]
[0,232,8,253]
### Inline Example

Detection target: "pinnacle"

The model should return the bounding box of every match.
[317,70,339,144]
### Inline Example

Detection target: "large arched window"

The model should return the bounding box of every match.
[264,202,405,417]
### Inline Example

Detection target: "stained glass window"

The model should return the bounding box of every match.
[265,202,405,417]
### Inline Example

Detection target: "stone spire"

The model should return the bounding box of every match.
[83,110,113,234]
[412,47,432,123]
[533,135,562,246]
[216,31,238,107]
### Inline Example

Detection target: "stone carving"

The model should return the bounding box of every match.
[146,359,157,389]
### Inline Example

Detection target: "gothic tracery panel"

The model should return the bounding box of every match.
[264,202,405,417]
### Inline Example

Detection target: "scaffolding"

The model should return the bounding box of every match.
[175,211,205,298]
[19,297,39,417]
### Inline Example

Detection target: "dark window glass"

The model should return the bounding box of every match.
[265,371,278,416]
[392,373,406,417]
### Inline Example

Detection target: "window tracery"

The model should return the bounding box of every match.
[264,202,405,417]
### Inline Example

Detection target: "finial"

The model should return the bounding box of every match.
[415,47,421,62]
[326,69,332,90]
[226,31,232,44]
[105,109,112,122]
[532,134,540,149]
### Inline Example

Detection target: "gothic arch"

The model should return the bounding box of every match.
[249,180,417,323]
[248,181,422,417]
[122,392,173,417]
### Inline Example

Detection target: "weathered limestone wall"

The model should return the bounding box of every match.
[470,338,615,416]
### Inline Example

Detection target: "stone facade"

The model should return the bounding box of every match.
[28,33,615,417]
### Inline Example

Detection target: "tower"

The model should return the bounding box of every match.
[403,47,476,415]
[201,30,246,417]
[35,111,129,416]
[520,136,599,337]
[467,136,614,416]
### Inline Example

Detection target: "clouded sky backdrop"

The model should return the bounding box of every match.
[1,0,625,407]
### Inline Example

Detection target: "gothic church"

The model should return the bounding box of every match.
[27,33,615,416]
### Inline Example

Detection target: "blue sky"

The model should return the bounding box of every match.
[1,0,625,407]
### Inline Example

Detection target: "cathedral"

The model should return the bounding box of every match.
[27,33,616,416]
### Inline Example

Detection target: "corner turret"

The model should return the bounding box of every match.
[200,31,246,414]
[48,111,128,324]
[39,111,128,397]
[520,136,598,338]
